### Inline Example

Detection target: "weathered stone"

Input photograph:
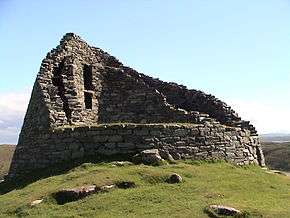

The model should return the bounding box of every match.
[117,142,135,149]
[7,33,265,180]
[207,205,241,216]
[159,149,174,161]
[95,184,116,192]
[108,135,123,142]
[170,150,182,160]
[30,199,43,207]
[115,181,136,189]
[53,185,96,204]
[166,173,182,183]
[140,149,163,165]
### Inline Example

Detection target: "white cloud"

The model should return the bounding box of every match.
[226,98,290,134]
[0,89,31,144]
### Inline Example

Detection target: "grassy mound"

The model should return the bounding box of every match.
[0,161,289,217]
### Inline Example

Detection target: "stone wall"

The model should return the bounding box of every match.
[124,67,257,135]
[98,67,211,124]
[8,123,264,179]
[17,33,258,134]
[29,33,214,128]
[7,33,265,180]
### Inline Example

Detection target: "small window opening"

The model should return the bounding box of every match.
[83,64,93,90]
[84,92,93,109]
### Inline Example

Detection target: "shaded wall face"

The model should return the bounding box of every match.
[97,68,205,124]
[16,82,50,144]
[124,68,257,135]
[7,124,263,178]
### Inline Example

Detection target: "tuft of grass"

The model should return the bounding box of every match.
[0,161,289,217]
[138,171,169,184]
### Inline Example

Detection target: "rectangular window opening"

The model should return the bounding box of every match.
[84,92,93,109]
[83,64,93,90]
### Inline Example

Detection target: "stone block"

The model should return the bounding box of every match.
[173,129,188,137]
[117,142,135,149]
[108,135,123,142]
[93,135,108,143]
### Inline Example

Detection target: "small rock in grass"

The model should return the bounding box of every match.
[111,161,133,167]
[53,185,96,204]
[30,199,43,207]
[115,181,136,189]
[96,184,116,192]
[166,173,182,183]
[207,205,241,216]
[159,149,174,162]
[140,149,163,165]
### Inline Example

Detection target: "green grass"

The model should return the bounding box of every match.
[0,161,289,218]
[0,144,15,180]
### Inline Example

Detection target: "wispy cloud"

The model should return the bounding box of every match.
[0,89,31,144]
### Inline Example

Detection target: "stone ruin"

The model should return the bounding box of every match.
[7,33,265,179]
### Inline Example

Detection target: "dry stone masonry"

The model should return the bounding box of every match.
[7,33,265,179]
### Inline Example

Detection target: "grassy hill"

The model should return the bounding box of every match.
[0,161,289,217]
[0,144,15,180]
[260,134,290,143]
[262,142,290,172]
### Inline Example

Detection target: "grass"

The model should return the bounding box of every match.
[0,161,289,218]
[0,144,15,180]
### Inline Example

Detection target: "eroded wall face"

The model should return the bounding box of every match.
[46,57,104,127]
[22,33,257,130]
[33,36,109,128]
[32,35,207,128]
[124,67,257,135]
[97,67,208,124]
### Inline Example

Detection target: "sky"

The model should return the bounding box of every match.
[0,0,290,144]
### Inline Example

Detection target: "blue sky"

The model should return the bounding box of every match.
[0,0,290,143]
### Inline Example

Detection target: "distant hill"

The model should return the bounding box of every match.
[0,144,15,179]
[260,133,290,143]
[261,142,290,172]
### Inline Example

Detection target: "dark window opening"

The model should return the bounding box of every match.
[83,64,93,90]
[52,61,72,122]
[84,92,93,109]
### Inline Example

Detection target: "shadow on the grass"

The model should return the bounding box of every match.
[0,154,134,195]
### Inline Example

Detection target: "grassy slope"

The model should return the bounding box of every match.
[262,142,290,172]
[0,161,289,218]
[0,145,15,179]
